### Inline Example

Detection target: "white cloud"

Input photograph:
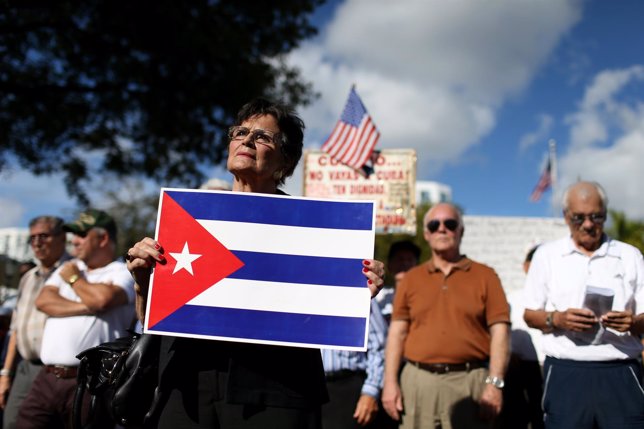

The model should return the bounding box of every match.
[0,197,24,227]
[0,168,76,227]
[559,65,644,218]
[519,114,554,152]
[289,0,582,177]
[325,0,581,103]
[581,66,644,110]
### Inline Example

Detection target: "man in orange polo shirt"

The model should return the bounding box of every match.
[382,203,510,429]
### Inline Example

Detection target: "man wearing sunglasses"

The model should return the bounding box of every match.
[16,209,135,429]
[524,181,644,429]
[382,203,510,429]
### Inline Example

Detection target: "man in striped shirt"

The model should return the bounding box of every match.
[321,300,387,428]
[0,216,70,429]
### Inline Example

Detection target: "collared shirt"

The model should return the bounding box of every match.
[523,236,644,361]
[393,257,509,363]
[321,300,387,398]
[9,253,71,361]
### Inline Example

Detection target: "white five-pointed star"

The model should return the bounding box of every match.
[169,242,202,275]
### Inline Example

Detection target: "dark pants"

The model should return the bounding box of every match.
[3,360,43,429]
[158,366,321,429]
[15,368,92,429]
[322,371,368,429]
[499,357,544,429]
[321,370,398,429]
[543,357,644,429]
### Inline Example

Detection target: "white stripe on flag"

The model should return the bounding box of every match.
[346,118,375,167]
[187,278,371,318]
[197,219,374,259]
[352,125,378,167]
[342,123,366,165]
[322,123,345,155]
[326,124,350,158]
[334,128,357,161]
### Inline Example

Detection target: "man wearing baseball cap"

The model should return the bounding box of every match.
[61,208,118,242]
[16,209,135,429]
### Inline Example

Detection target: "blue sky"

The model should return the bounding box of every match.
[2,0,644,227]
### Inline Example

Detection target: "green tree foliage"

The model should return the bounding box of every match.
[607,210,644,253]
[64,180,159,258]
[0,0,323,205]
[102,181,160,257]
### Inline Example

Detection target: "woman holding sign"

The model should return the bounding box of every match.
[126,98,385,429]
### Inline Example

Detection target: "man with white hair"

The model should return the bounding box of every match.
[524,181,644,429]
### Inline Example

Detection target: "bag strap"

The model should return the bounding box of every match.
[72,356,88,429]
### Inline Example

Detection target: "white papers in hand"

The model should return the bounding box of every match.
[583,285,614,317]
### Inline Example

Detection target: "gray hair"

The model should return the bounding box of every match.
[562,181,608,212]
[29,216,64,234]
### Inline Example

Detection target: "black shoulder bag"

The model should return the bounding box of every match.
[73,333,162,429]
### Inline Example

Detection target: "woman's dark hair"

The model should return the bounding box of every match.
[234,98,304,186]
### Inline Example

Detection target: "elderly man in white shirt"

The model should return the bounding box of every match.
[523,181,644,429]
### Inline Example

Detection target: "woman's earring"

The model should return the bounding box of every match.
[273,170,284,181]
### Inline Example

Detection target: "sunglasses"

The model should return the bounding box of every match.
[568,212,606,226]
[427,218,459,233]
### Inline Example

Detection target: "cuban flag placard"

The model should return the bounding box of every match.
[144,188,376,351]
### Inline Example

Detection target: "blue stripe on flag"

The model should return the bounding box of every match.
[165,191,373,230]
[230,251,365,287]
[153,305,366,347]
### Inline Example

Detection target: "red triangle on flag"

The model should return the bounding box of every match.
[147,192,244,328]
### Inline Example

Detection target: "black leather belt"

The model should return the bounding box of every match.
[407,360,487,374]
[325,369,366,381]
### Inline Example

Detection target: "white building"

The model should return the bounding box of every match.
[460,215,570,363]
[0,228,31,292]
[0,228,31,263]
[416,180,452,206]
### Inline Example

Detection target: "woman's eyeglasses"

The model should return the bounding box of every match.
[427,219,459,233]
[228,126,279,147]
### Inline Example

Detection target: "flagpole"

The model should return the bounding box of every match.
[548,139,557,217]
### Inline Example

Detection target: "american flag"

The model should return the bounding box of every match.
[322,87,380,169]
[530,159,552,202]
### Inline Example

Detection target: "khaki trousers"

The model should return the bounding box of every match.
[399,363,494,429]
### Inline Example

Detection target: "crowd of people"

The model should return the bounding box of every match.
[0,98,642,429]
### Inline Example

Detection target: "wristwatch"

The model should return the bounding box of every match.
[68,274,80,286]
[545,311,555,330]
[485,376,505,389]
[0,368,13,377]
